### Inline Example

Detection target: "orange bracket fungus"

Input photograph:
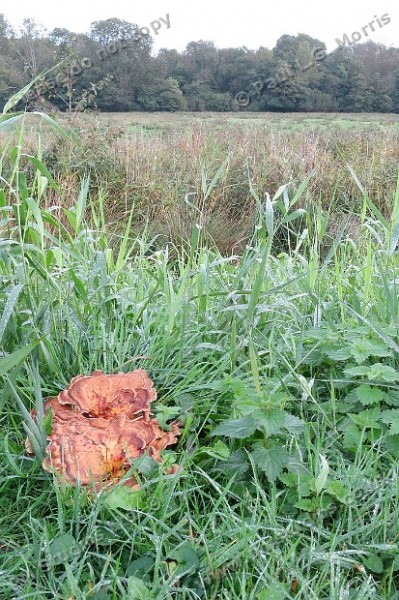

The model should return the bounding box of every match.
[27,370,180,491]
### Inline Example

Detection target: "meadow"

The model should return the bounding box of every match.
[1,109,399,599]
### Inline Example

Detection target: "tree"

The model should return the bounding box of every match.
[88,18,153,111]
[137,78,186,111]
[0,18,398,113]
[0,15,24,107]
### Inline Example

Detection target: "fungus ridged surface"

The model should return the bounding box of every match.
[28,370,180,490]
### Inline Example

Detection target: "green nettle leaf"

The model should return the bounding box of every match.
[324,347,352,361]
[381,410,399,435]
[389,422,399,435]
[342,423,363,450]
[349,409,382,429]
[327,481,353,505]
[225,450,250,475]
[384,435,399,454]
[154,405,180,430]
[279,473,297,487]
[200,440,230,460]
[255,409,286,436]
[284,414,305,436]
[355,384,384,406]
[368,364,399,382]
[350,340,375,364]
[104,486,144,511]
[344,366,371,378]
[286,456,309,476]
[383,391,399,407]
[347,363,399,383]
[212,416,257,439]
[348,339,391,364]
[381,409,399,425]
[294,498,314,512]
[232,398,260,416]
[251,445,289,484]
[367,340,392,358]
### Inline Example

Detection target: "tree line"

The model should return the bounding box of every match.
[1,14,399,113]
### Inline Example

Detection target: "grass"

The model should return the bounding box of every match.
[3,110,398,255]
[1,108,399,598]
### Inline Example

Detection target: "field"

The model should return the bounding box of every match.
[1,110,399,599]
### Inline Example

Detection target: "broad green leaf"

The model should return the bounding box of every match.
[384,391,399,407]
[49,533,81,566]
[212,416,257,439]
[384,435,399,454]
[200,440,230,461]
[381,410,399,435]
[344,366,370,378]
[380,409,399,425]
[105,486,143,511]
[363,555,384,574]
[389,422,399,435]
[324,347,352,361]
[127,556,155,580]
[251,445,289,484]
[366,339,392,358]
[327,481,353,505]
[73,177,89,233]
[369,363,399,383]
[127,577,151,600]
[295,498,314,512]
[349,409,382,429]
[355,385,384,406]
[169,542,200,576]
[350,340,375,364]
[255,409,286,436]
[342,423,362,450]
[348,338,391,364]
[284,414,305,436]
[345,363,399,383]
[225,450,250,475]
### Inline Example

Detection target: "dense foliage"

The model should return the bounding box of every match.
[1,107,399,598]
[1,14,399,113]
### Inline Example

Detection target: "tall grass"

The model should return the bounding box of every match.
[1,109,399,598]
[2,111,398,254]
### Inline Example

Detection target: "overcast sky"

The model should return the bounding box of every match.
[1,0,397,53]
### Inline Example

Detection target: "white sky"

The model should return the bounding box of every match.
[1,0,398,53]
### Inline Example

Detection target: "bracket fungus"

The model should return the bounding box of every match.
[28,370,180,490]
